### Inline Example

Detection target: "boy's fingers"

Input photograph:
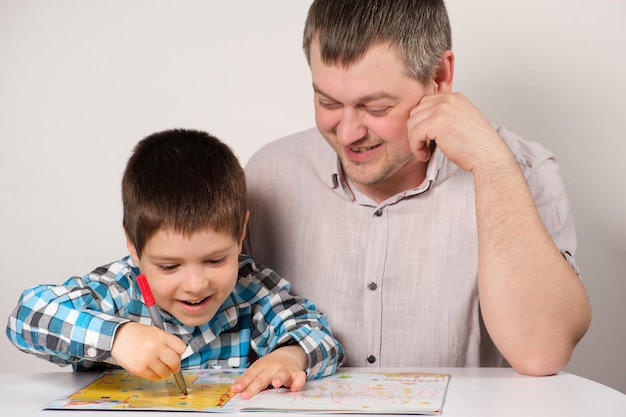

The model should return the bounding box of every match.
[166,334,187,355]
[270,368,294,388]
[273,371,306,391]
[231,365,263,393]
[289,372,307,392]
[150,361,174,379]
[241,374,273,399]
[160,346,183,372]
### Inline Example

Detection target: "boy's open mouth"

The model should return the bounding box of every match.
[183,297,207,306]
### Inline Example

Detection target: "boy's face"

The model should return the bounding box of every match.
[127,226,244,327]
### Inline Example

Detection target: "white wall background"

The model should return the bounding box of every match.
[1,0,624,393]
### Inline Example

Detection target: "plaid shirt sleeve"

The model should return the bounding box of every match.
[237,256,345,379]
[5,259,139,367]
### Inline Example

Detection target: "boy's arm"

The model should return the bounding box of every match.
[110,321,186,380]
[6,263,135,367]
[242,258,345,378]
[231,345,307,399]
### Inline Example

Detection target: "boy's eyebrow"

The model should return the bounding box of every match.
[312,83,397,103]
[147,254,222,262]
[146,255,183,262]
[145,245,235,262]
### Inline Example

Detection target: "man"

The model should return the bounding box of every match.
[244,0,590,375]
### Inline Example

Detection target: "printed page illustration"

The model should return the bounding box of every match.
[45,369,240,412]
[244,371,450,414]
[46,369,450,414]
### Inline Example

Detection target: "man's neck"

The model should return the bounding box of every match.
[349,159,429,204]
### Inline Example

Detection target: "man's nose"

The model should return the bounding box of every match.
[336,108,366,145]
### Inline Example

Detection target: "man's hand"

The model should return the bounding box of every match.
[407,92,508,172]
[110,321,186,380]
[230,345,307,399]
[408,94,591,376]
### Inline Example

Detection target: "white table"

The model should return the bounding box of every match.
[1,367,625,416]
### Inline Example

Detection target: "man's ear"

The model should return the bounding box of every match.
[125,233,140,265]
[433,50,455,93]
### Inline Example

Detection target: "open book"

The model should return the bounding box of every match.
[45,368,450,414]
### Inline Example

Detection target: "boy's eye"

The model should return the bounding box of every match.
[159,264,179,272]
[205,257,227,266]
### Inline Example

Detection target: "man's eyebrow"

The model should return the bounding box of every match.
[312,83,397,103]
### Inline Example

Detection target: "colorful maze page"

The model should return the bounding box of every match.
[46,369,241,411]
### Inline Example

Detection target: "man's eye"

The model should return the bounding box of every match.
[318,100,341,110]
[367,107,391,116]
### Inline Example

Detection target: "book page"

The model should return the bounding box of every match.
[242,371,450,415]
[45,369,450,414]
[45,369,241,412]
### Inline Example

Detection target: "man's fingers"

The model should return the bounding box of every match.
[411,137,433,162]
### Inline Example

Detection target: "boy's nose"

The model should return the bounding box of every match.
[181,269,211,294]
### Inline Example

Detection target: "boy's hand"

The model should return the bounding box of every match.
[231,345,307,399]
[110,322,186,380]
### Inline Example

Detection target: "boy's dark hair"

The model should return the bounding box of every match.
[303,0,452,86]
[122,129,246,257]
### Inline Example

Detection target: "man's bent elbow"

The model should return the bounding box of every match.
[508,344,576,376]
[510,308,591,377]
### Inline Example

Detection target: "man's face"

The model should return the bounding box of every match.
[310,39,433,200]
[128,227,243,327]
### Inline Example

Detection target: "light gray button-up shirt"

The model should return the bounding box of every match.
[244,126,578,368]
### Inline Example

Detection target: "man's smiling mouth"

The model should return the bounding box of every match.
[350,144,380,152]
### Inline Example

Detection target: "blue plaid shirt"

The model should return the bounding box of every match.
[6,255,344,379]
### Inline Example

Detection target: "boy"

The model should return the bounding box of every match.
[6,128,344,399]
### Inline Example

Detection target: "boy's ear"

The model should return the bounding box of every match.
[433,50,454,93]
[125,233,140,265]
[238,211,250,249]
